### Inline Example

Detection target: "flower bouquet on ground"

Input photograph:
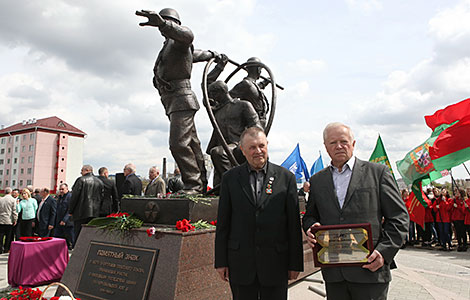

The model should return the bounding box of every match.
[146,219,216,237]
[0,285,81,300]
[87,212,143,236]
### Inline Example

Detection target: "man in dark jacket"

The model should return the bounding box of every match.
[69,165,104,243]
[120,163,142,198]
[98,167,119,216]
[38,188,57,237]
[54,183,74,249]
[215,127,303,300]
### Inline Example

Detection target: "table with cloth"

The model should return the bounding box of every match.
[8,237,69,287]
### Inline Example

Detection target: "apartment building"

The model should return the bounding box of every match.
[0,116,86,192]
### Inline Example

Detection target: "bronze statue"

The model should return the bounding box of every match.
[136,8,222,194]
[205,56,271,128]
[229,57,270,128]
[206,81,261,187]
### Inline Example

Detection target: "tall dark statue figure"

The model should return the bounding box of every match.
[229,57,270,128]
[206,81,261,187]
[136,8,221,194]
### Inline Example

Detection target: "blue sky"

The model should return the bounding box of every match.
[1,0,469,182]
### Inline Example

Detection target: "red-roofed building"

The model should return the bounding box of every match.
[0,116,86,192]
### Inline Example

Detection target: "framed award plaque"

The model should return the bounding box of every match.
[310,223,373,268]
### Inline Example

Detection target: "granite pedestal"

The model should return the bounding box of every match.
[59,226,231,300]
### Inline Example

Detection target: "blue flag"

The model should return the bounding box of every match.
[310,152,324,175]
[281,143,310,181]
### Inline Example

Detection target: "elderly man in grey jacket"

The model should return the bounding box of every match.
[0,187,18,253]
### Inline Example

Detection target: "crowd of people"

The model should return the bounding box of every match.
[0,163,184,253]
[401,186,470,252]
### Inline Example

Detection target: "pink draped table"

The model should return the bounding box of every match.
[8,237,69,287]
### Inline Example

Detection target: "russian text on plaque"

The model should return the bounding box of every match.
[311,223,373,268]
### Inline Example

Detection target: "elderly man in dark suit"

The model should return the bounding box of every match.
[144,166,166,196]
[303,122,409,300]
[54,183,74,249]
[38,188,57,237]
[97,167,119,216]
[120,163,142,197]
[215,127,303,300]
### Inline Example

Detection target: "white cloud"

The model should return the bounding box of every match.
[429,0,470,42]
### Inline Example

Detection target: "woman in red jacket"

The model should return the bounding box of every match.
[433,189,452,251]
[462,192,470,252]
[451,189,467,251]
[423,196,434,248]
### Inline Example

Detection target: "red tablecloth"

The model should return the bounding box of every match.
[8,237,69,287]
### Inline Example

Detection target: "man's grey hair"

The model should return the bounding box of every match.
[82,164,93,172]
[124,163,136,173]
[240,126,266,147]
[59,183,68,188]
[26,185,34,193]
[323,122,354,142]
[5,187,12,194]
[149,166,159,173]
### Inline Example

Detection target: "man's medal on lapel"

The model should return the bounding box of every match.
[266,177,274,194]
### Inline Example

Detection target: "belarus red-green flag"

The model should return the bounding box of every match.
[425,98,470,171]
[405,183,430,229]
[396,123,450,186]
[396,125,451,207]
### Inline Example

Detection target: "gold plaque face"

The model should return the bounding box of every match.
[311,223,373,267]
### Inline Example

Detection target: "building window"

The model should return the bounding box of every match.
[0,170,3,175]
[22,135,26,141]
[30,133,35,140]
[8,148,11,153]
[7,158,10,164]
[1,138,4,144]
[19,180,23,186]
[5,180,8,186]
[27,168,32,174]
[21,157,24,163]
[8,137,12,143]
[20,168,24,174]
[27,180,32,185]
[22,146,25,152]
[6,169,9,175]
[0,180,2,186]
[0,159,3,165]
[13,169,16,175]
[29,145,34,152]
[15,136,19,142]
[28,156,33,163]
[0,148,4,154]
[14,146,18,153]
[13,158,17,164]
[12,180,15,186]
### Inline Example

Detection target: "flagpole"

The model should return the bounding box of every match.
[462,162,470,177]
[450,170,459,193]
